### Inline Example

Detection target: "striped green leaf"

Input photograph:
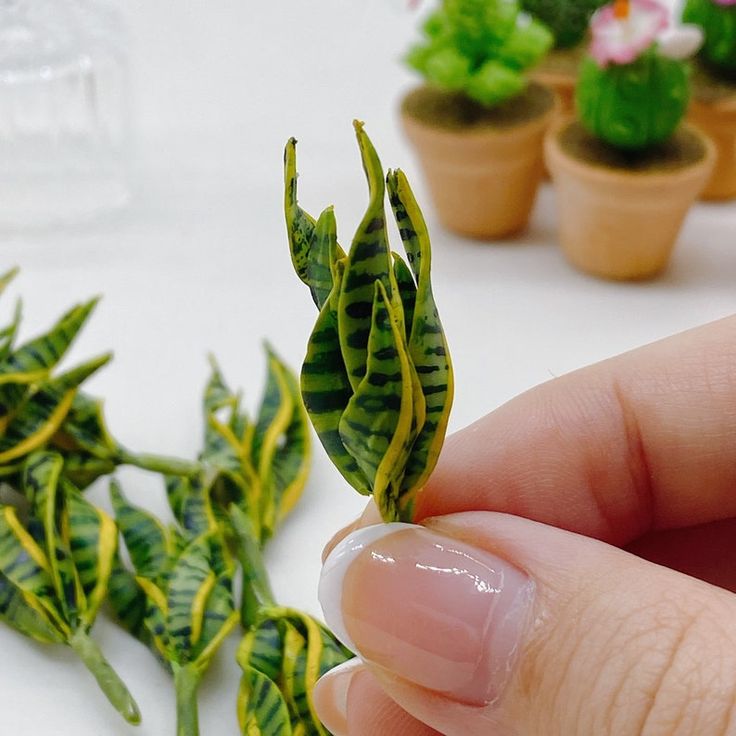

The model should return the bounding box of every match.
[0,571,64,643]
[165,535,214,660]
[306,206,343,312]
[339,281,416,521]
[110,480,170,582]
[252,346,311,541]
[387,169,454,500]
[301,297,370,496]
[337,122,394,391]
[0,297,100,422]
[0,505,66,634]
[61,453,117,490]
[284,138,318,289]
[238,609,352,735]
[238,666,293,736]
[0,354,112,465]
[107,559,149,644]
[65,487,117,626]
[24,452,80,625]
[54,393,119,460]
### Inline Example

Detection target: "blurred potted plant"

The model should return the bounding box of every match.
[401,0,554,239]
[524,0,607,117]
[683,0,736,199]
[545,0,715,280]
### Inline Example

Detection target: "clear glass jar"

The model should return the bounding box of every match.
[0,0,131,228]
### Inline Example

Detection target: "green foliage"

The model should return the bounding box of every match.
[684,0,736,78]
[237,608,351,736]
[576,50,691,150]
[109,480,238,736]
[521,0,605,49]
[286,124,453,523]
[407,0,553,107]
[0,452,139,724]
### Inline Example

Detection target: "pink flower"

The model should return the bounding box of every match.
[590,0,669,66]
[713,0,736,6]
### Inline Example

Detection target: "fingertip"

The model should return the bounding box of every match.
[321,501,383,562]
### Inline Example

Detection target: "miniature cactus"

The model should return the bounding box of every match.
[683,0,736,77]
[406,0,553,106]
[286,123,454,523]
[522,0,606,48]
[577,0,703,150]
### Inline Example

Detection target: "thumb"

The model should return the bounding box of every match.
[317,514,736,736]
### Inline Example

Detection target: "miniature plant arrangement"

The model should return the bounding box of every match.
[0,452,140,724]
[286,122,453,523]
[401,0,555,239]
[545,0,715,280]
[683,0,736,199]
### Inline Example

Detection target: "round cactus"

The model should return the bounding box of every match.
[576,51,691,150]
[521,0,607,49]
[683,0,736,78]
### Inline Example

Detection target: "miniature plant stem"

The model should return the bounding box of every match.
[173,663,202,736]
[117,448,201,478]
[69,628,141,725]
[228,505,276,624]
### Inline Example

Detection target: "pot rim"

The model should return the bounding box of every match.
[401,82,559,140]
[545,120,717,186]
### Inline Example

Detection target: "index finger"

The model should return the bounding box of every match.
[415,315,736,546]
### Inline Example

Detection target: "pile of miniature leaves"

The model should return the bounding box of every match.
[406,0,553,106]
[286,122,454,523]
[0,273,346,735]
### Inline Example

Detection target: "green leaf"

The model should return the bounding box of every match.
[107,559,150,644]
[0,299,22,365]
[339,281,416,521]
[252,346,311,541]
[337,122,394,391]
[300,298,371,496]
[237,619,284,683]
[165,536,214,660]
[0,354,112,465]
[0,297,100,421]
[238,666,293,736]
[306,207,344,312]
[54,393,119,460]
[66,486,117,626]
[0,505,66,635]
[111,480,170,581]
[285,138,318,288]
[0,571,64,643]
[387,170,454,504]
[24,452,80,624]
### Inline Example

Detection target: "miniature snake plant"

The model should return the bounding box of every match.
[683,0,736,77]
[406,0,553,106]
[521,0,606,49]
[0,452,140,723]
[286,123,454,523]
[576,0,703,150]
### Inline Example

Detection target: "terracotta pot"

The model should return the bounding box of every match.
[534,68,576,120]
[401,87,557,240]
[545,122,716,280]
[688,95,736,200]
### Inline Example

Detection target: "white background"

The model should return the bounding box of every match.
[1,1,734,733]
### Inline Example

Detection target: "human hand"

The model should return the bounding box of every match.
[313,316,736,736]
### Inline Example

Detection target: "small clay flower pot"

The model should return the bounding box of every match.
[688,93,736,200]
[546,120,715,280]
[401,83,557,240]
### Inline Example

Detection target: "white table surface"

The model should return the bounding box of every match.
[1,1,734,733]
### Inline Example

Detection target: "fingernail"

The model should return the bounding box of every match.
[313,658,363,736]
[319,523,534,706]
